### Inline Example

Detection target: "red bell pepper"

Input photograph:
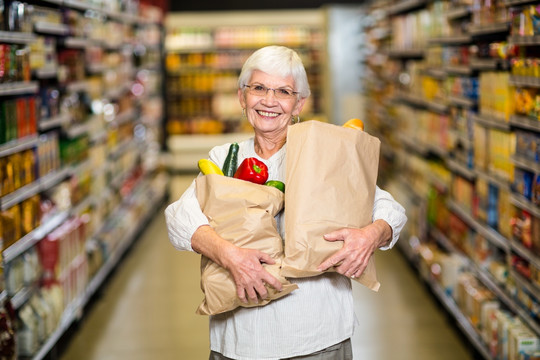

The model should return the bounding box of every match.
[233,157,269,185]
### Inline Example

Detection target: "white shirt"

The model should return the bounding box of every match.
[165,138,407,359]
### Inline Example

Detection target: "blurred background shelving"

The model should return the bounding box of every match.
[0,1,168,358]
[363,0,540,358]
[162,10,328,172]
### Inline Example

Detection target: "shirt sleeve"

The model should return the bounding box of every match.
[164,143,232,252]
[372,186,407,250]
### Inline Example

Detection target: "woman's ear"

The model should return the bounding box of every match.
[293,97,307,116]
[238,88,246,108]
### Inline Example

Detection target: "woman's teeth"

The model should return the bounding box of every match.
[257,111,279,117]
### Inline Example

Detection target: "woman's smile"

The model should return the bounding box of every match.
[257,110,280,118]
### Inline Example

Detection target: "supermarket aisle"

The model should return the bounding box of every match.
[60,175,474,360]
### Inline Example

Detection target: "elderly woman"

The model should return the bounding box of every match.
[165,45,407,360]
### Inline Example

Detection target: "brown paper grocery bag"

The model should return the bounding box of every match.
[281,120,381,291]
[195,174,298,315]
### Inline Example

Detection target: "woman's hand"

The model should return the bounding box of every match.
[192,225,282,304]
[317,220,392,279]
[222,246,283,304]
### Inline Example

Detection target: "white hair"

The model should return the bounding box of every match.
[238,45,311,98]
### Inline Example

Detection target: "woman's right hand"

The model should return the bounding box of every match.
[222,246,283,304]
[191,225,283,304]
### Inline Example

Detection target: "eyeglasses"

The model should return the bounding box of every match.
[243,84,299,99]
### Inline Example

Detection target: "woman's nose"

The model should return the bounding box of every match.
[262,89,277,103]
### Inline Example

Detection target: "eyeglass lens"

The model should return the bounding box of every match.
[246,85,295,99]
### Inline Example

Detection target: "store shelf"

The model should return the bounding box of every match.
[511,269,540,299]
[24,175,168,360]
[39,113,72,131]
[397,133,430,157]
[0,81,39,96]
[469,57,501,71]
[367,1,540,353]
[510,193,540,218]
[0,136,39,158]
[509,239,540,270]
[0,2,167,358]
[447,200,509,251]
[510,75,540,88]
[446,6,471,20]
[504,0,538,5]
[509,115,540,132]
[475,168,512,191]
[508,35,540,46]
[406,229,495,360]
[387,48,425,59]
[61,37,92,49]
[468,22,510,36]
[11,283,39,310]
[445,65,473,76]
[446,158,476,181]
[423,67,447,79]
[511,154,540,173]
[447,95,475,109]
[471,113,511,131]
[0,167,71,211]
[395,91,449,114]
[34,22,70,36]
[429,35,472,45]
[430,279,494,360]
[428,227,540,351]
[386,0,427,16]
[0,31,36,44]
[34,65,59,79]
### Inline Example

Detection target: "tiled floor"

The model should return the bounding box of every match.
[60,175,474,360]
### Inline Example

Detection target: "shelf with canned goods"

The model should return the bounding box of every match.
[446,199,510,251]
[404,227,496,360]
[430,215,540,338]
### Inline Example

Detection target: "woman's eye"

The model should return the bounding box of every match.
[253,85,265,91]
[278,89,292,96]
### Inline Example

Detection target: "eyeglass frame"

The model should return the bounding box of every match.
[242,84,299,99]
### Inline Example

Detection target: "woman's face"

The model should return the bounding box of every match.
[238,70,306,137]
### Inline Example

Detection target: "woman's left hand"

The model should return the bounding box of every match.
[317,220,392,279]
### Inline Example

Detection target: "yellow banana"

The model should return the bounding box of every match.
[198,159,224,175]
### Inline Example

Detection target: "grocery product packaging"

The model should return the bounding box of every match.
[195,174,298,315]
[281,120,381,291]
